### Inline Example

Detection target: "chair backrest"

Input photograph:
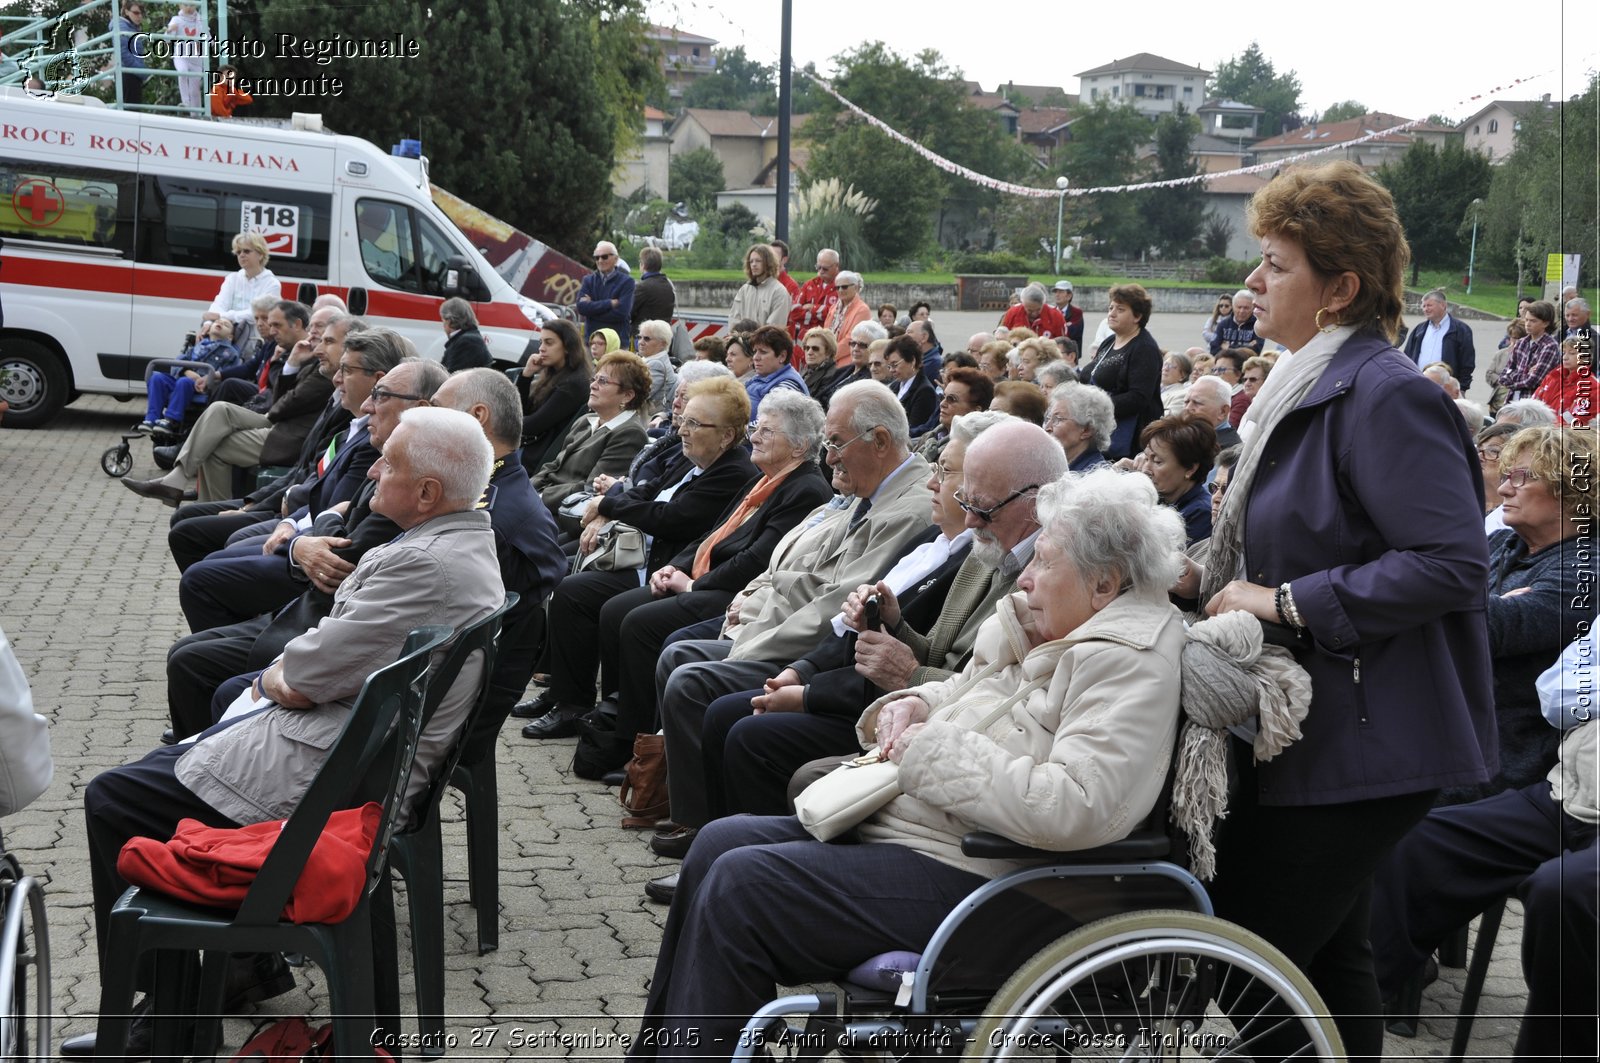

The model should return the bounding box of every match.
[233,624,452,926]
[394,593,519,839]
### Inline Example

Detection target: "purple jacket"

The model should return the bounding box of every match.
[1241,331,1496,805]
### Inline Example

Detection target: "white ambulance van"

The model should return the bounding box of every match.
[0,88,555,427]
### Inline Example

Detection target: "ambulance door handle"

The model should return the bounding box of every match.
[348,287,368,316]
[296,282,318,305]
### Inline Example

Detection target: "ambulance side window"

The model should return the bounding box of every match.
[355,198,466,297]
[143,176,330,278]
[0,158,134,255]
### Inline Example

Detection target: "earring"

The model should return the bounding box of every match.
[1314,307,1340,333]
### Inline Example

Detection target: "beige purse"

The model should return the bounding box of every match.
[573,522,646,574]
[794,664,1049,842]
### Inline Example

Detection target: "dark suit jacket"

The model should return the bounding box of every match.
[244,398,351,513]
[896,372,938,431]
[1403,315,1476,385]
[284,425,377,518]
[631,272,677,336]
[665,461,836,603]
[442,327,493,372]
[1216,423,1242,450]
[598,445,759,573]
[533,413,650,511]
[260,366,335,466]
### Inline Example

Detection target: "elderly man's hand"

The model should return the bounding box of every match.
[292,535,356,593]
[261,520,297,555]
[854,630,919,691]
[578,521,602,556]
[581,497,605,526]
[874,696,930,759]
[842,581,902,632]
[751,684,804,715]
[592,474,619,494]
[260,661,314,709]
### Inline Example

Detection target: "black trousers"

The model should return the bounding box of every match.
[168,503,266,572]
[601,586,735,744]
[177,536,300,634]
[542,568,640,707]
[705,690,861,819]
[627,815,985,1060]
[1206,742,1436,1063]
[166,616,270,738]
[84,744,239,960]
[1370,781,1599,1060]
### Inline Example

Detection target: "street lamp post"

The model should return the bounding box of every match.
[1466,197,1483,294]
[1054,176,1069,274]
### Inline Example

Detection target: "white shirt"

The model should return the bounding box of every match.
[829,529,974,637]
[1418,315,1451,368]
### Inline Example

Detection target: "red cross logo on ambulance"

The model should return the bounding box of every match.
[12,179,66,228]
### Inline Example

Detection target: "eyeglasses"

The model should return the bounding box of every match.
[1212,366,1238,376]
[747,422,777,441]
[1242,375,1264,385]
[1205,480,1228,498]
[591,375,619,388]
[1477,445,1504,461]
[955,484,1040,523]
[885,358,906,370]
[679,416,726,433]
[335,361,372,377]
[1500,467,1536,488]
[932,462,960,484]
[595,252,615,260]
[1042,413,1073,428]
[803,344,826,353]
[940,393,969,407]
[848,341,869,350]
[369,386,425,403]
[821,427,880,456]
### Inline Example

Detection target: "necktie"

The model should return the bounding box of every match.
[848,496,872,532]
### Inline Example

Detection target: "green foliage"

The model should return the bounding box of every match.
[803,42,1033,260]
[681,46,774,111]
[621,198,675,237]
[1140,106,1205,258]
[1480,76,1598,288]
[1316,100,1368,123]
[1202,213,1236,258]
[669,147,726,211]
[1376,138,1492,281]
[789,178,879,270]
[1059,100,1154,258]
[947,250,1038,274]
[713,203,763,243]
[1204,257,1256,285]
[1211,42,1303,136]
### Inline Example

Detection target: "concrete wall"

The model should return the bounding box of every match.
[675,280,1242,314]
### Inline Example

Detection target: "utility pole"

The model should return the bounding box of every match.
[774,0,792,240]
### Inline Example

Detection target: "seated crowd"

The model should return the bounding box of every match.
[96,189,1595,1063]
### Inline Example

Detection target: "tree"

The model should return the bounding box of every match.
[803,43,1033,262]
[1057,99,1153,258]
[1376,139,1492,282]
[669,148,726,211]
[681,46,773,111]
[1211,42,1302,136]
[1479,75,1599,288]
[1140,106,1205,257]
[222,0,640,254]
[1316,100,1368,124]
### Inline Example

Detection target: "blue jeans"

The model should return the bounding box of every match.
[145,372,205,422]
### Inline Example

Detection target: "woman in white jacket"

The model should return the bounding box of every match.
[201,231,280,335]
[628,467,1187,1060]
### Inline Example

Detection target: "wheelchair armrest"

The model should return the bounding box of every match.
[959,829,1171,863]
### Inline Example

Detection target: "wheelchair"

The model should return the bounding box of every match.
[733,820,1343,1061]
[0,830,52,1062]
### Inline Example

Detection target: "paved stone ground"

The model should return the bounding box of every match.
[0,393,1525,1059]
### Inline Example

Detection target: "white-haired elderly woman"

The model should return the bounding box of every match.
[579,389,837,774]
[636,318,680,412]
[1046,381,1115,471]
[844,320,888,384]
[628,468,1187,1060]
[824,270,872,362]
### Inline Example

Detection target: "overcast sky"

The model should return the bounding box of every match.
[646,0,1597,125]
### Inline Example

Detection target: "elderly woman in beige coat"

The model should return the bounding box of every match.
[628,467,1187,1060]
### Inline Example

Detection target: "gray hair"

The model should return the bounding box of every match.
[402,359,450,399]
[1232,289,1254,304]
[439,367,522,447]
[1050,382,1116,451]
[831,380,911,449]
[758,389,827,463]
[834,270,863,289]
[638,318,674,344]
[1569,297,1591,313]
[1186,375,1232,406]
[1021,283,1047,307]
[393,406,494,509]
[817,248,840,267]
[1036,468,1185,596]
[1422,289,1448,306]
[250,294,278,315]
[343,326,414,374]
[851,320,888,345]
[440,296,478,331]
[1035,362,1077,390]
[965,419,1069,499]
[675,359,734,398]
[1496,397,1558,427]
[949,409,1012,449]
[310,292,348,313]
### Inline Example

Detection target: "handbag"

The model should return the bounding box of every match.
[618,733,671,828]
[794,666,1050,842]
[572,521,646,574]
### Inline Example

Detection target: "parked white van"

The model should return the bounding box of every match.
[0,88,555,427]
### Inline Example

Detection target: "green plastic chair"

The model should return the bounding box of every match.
[383,593,517,1057]
[93,624,454,1061]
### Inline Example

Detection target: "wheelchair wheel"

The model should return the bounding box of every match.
[0,858,52,1063]
[101,444,134,478]
[968,910,1343,1061]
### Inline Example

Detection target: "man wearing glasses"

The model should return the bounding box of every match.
[576,241,636,348]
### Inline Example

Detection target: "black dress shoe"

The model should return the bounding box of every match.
[601,768,627,786]
[160,727,177,745]
[152,444,180,471]
[510,690,558,719]
[644,872,679,905]
[120,476,191,504]
[224,951,296,1010]
[521,704,587,740]
[650,825,699,860]
[61,997,153,1059]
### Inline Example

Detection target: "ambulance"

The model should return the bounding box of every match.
[0,88,557,427]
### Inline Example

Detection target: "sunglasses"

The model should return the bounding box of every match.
[954,484,1040,523]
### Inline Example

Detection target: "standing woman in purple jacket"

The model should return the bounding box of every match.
[1177,161,1496,1061]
